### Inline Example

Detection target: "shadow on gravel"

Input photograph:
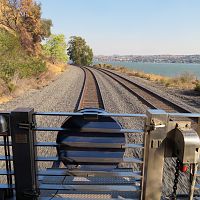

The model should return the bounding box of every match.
[181,90,200,97]
[178,90,200,109]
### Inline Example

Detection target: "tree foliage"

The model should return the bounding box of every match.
[0,0,52,55]
[68,36,93,66]
[0,28,46,83]
[43,34,68,64]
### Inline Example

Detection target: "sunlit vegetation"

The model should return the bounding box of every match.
[43,34,68,64]
[0,0,69,99]
[0,28,46,82]
[68,36,93,66]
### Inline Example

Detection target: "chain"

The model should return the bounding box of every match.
[171,158,180,200]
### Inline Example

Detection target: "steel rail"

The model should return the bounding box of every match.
[49,66,105,169]
[33,112,146,117]
[73,66,87,111]
[93,67,193,114]
[77,67,104,110]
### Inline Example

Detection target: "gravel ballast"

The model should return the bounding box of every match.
[1,65,84,112]
[0,65,84,170]
[104,68,200,113]
[0,65,198,198]
[90,67,192,199]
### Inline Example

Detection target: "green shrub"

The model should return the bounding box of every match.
[0,61,16,82]
[106,64,113,69]
[18,57,46,78]
[0,56,46,80]
[165,82,171,87]
[194,81,200,92]
[7,82,16,92]
[0,29,47,82]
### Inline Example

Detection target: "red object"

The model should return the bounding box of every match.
[179,164,188,172]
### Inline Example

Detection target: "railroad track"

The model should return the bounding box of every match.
[92,66,192,114]
[52,67,104,168]
[76,67,104,110]
[1,66,199,199]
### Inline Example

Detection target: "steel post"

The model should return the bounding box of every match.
[10,108,38,200]
[141,109,168,200]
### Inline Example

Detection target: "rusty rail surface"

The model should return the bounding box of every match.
[77,67,104,110]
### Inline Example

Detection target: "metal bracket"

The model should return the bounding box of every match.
[83,113,98,120]
[0,115,8,134]
[23,189,40,198]
[151,139,163,148]
[145,112,167,132]
[146,123,166,131]
[18,122,36,130]
[167,120,191,132]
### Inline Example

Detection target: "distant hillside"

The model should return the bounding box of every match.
[94,55,200,64]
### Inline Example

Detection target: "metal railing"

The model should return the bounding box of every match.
[0,108,199,200]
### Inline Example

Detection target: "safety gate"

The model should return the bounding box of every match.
[0,108,200,200]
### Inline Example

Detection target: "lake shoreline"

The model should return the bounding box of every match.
[93,63,200,92]
[93,60,200,78]
[103,66,200,112]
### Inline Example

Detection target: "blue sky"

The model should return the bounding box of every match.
[39,0,200,55]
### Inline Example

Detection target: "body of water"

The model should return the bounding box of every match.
[94,61,200,78]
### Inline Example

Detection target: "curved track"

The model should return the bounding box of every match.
[76,67,104,110]
[92,67,192,113]
[52,67,104,168]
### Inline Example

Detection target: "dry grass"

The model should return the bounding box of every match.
[95,63,198,90]
[157,73,196,89]
[47,62,68,75]
[0,96,12,104]
[0,62,69,104]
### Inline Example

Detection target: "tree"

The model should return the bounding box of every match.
[68,36,93,66]
[43,34,68,64]
[0,28,21,57]
[0,28,46,83]
[0,0,52,55]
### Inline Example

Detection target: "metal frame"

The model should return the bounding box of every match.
[141,109,168,200]
[10,108,39,200]
[0,109,200,200]
[141,110,200,200]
